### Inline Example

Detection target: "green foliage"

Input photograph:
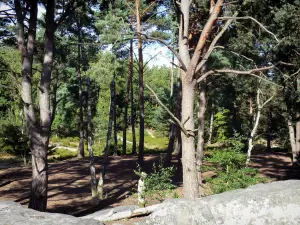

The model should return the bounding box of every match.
[207,168,268,194]
[207,149,246,171]
[135,158,176,192]
[145,164,176,191]
[214,109,231,142]
[205,136,268,194]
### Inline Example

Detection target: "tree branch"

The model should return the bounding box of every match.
[140,33,187,72]
[197,65,283,87]
[217,16,279,42]
[195,11,238,74]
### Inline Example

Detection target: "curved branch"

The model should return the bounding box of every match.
[140,33,187,72]
[217,16,279,42]
[197,65,283,87]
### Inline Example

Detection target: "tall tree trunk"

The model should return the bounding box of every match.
[77,23,85,159]
[288,118,297,164]
[164,123,176,167]
[130,71,137,155]
[181,78,199,199]
[196,81,206,190]
[267,108,272,152]
[105,81,114,155]
[113,78,118,156]
[136,0,144,168]
[87,77,97,197]
[29,0,55,211]
[296,112,300,165]
[173,64,182,156]
[122,45,132,156]
[164,56,176,167]
[98,81,114,199]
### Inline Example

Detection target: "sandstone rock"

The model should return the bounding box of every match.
[0,201,103,225]
[83,205,140,222]
[138,180,300,225]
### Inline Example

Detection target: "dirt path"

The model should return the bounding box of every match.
[0,152,299,217]
[0,155,164,216]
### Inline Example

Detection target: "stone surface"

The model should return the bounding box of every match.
[138,180,300,225]
[83,205,140,222]
[0,201,103,225]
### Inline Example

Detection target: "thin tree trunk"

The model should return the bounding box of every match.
[50,69,58,125]
[207,110,214,145]
[106,81,114,155]
[122,46,132,156]
[246,109,261,166]
[77,23,85,159]
[136,0,144,168]
[113,78,118,156]
[196,81,206,190]
[173,65,182,156]
[87,77,97,197]
[267,108,272,152]
[288,118,297,164]
[98,81,114,199]
[295,112,300,165]
[164,123,176,167]
[181,78,199,199]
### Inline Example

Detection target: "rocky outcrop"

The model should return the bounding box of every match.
[0,201,103,225]
[138,180,300,225]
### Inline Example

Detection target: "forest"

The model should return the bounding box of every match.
[0,0,299,219]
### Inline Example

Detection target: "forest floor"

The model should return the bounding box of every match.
[0,152,300,219]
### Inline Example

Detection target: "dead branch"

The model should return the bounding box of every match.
[217,16,279,42]
[145,83,193,137]
[140,33,187,72]
[197,65,283,87]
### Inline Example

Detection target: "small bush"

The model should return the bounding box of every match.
[135,158,176,192]
[207,149,246,170]
[207,168,268,194]
[145,164,176,191]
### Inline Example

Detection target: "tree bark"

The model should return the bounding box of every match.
[29,0,55,211]
[267,108,272,152]
[87,77,97,197]
[113,77,118,156]
[181,78,199,199]
[105,81,114,156]
[196,81,206,190]
[295,112,300,165]
[77,32,85,158]
[136,0,144,168]
[129,38,137,155]
[122,41,132,155]
[288,118,297,164]
[207,110,214,145]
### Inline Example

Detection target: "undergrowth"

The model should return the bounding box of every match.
[205,133,269,194]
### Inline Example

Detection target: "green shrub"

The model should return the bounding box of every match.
[207,168,268,194]
[135,158,176,192]
[145,164,176,191]
[207,149,246,170]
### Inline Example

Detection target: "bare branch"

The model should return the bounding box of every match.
[140,33,187,72]
[218,16,279,42]
[144,83,193,137]
[197,65,283,87]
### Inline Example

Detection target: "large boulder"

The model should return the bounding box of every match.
[138,180,300,225]
[0,201,103,225]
